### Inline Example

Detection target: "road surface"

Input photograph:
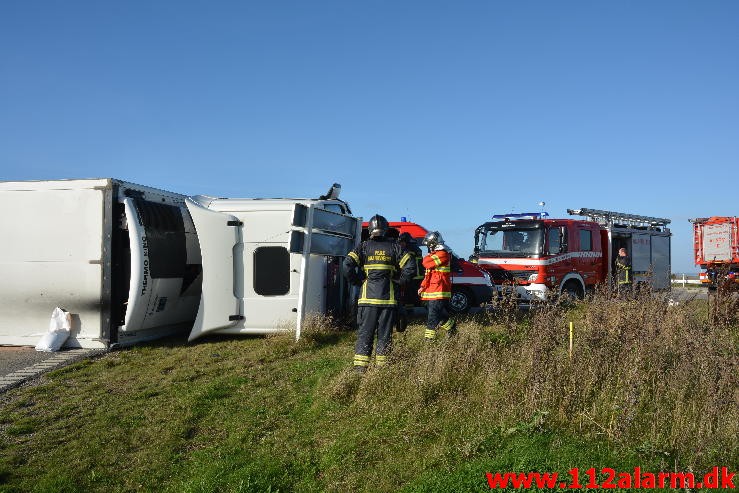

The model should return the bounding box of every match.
[0,346,102,393]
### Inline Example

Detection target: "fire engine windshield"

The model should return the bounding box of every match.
[478,227,544,257]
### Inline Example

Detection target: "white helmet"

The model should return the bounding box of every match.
[422,231,445,251]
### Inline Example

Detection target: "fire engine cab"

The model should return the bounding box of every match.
[473,209,672,300]
[360,220,493,312]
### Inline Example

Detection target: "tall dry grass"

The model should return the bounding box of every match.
[324,287,738,470]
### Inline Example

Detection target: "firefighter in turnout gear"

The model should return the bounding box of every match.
[614,247,632,296]
[419,231,456,340]
[343,214,416,372]
[396,232,425,332]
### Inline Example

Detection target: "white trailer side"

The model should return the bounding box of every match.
[0,180,111,347]
[0,179,202,348]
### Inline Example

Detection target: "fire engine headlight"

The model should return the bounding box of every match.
[528,273,538,282]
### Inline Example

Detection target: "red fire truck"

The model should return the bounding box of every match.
[472,209,672,300]
[690,216,739,290]
[361,220,493,312]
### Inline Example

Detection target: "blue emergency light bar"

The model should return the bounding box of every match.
[492,212,550,220]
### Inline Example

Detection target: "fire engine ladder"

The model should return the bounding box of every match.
[567,208,671,230]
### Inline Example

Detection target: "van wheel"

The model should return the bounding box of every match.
[561,281,584,300]
[449,287,472,314]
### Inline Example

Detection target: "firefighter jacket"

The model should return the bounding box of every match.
[614,255,632,284]
[404,242,425,280]
[419,248,452,300]
[343,237,416,306]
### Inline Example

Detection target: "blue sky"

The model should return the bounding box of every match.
[2,1,737,273]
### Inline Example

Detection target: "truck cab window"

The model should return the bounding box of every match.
[560,226,568,252]
[254,247,290,296]
[480,227,543,256]
[323,203,345,214]
[579,229,592,251]
[547,228,561,255]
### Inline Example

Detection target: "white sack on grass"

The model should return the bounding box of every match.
[35,307,71,352]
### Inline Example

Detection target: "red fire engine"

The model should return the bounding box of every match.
[361,220,493,312]
[690,216,739,290]
[472,209,672,300]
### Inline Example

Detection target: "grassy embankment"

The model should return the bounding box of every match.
[0,289,737,492]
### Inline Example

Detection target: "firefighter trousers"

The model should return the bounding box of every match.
[354,306,395,368]
[425,299,456,340]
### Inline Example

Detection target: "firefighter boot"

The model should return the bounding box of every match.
[440,319,457,338]
[353,354,370,374]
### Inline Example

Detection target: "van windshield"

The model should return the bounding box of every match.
[478,227,544,257]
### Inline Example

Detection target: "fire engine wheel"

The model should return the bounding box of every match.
[560,281,584,301]
[449,287,472,314]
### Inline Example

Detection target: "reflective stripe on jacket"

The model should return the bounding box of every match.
[343,238,415,306]
[419,249,452,300]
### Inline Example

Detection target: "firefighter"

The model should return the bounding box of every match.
[343,214,415,372]
[418,231,456,340]
[396,232,424,332]
[614,247,632,296]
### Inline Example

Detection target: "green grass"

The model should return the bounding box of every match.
[0,294,737,493]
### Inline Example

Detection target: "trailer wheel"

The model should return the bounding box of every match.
[449,287,473,314]
[561,280,584,301]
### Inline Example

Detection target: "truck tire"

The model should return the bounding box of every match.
[449,287,473,314]
[561,280,584,300]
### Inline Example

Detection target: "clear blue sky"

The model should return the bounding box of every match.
[2,1,737,273]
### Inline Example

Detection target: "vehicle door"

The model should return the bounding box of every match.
[545,225,568,285]
[650,235,671,289]
[630,233,652,285]
[575,226,599,286]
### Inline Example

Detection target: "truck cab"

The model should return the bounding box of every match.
[474,214,603,300]
[187,187,360,341]
[474,209,671,301]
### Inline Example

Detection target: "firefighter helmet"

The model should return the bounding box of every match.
[367,214,389,238]
[422,231,444,250]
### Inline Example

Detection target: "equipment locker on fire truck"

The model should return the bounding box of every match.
[473,208,671,301]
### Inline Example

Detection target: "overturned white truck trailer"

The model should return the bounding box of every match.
[0,179,360,348]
